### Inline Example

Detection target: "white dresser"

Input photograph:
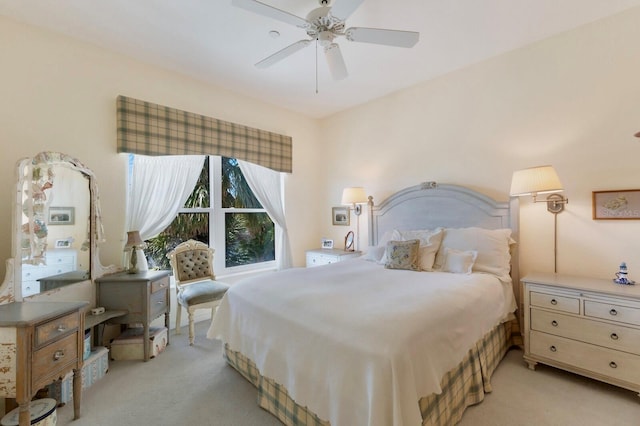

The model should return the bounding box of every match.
[22,249,78,297]
[305,249,361,268]
[522,272,640,396]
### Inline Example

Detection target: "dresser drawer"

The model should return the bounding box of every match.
[151,276,170,293]
[530,291,580,314]
[35,312,79,347]
[150,288,168,318]
[531,309,640,355]
[584,300,640,327]
[306,253,337,267]
[530,330,640,385]
[32,332,79,387]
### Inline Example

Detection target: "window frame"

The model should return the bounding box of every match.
[197,156,277,276]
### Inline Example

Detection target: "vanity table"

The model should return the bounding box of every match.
[0,301,87,426]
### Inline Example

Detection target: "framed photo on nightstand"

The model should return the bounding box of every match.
[321,238,334,249]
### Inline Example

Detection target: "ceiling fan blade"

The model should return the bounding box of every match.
[329,0,364,21]
[324,43,348,81]
[232,0,308,28]
[346,27,419,48]
[255,40,312,68]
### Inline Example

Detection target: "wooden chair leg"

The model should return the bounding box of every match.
[188,310,195,345]
[175,305,182,335]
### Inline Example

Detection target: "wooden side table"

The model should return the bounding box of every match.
[0,301,87,426]
[95,270,170,361]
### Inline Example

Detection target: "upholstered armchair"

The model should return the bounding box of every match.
[167,240,229,345]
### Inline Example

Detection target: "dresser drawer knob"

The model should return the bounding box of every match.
[551,320,558,327]
[550,299,558,305]
[549,345,557,352]
[609,361,618,369]
[610,333,619,340]
[53,350,65,361]
[609,309,618,316]
[57,325,67,332]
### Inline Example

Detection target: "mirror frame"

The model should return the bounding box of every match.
[0,152,114,304]
[344,230,355,252]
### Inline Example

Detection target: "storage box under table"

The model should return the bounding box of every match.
[110,326,168,361]
[47,346,109,404]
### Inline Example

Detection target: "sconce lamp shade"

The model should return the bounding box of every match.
[125,230,144,248]
[510,165,564,197]
[341,187,368,205]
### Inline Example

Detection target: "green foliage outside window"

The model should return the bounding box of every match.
[144,157,275,271]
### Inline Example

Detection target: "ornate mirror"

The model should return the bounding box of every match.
[0,152,111,304]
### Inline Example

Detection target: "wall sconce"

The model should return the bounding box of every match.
[510,165,568,273]
[125,230,147,274]
[341,187,369,251]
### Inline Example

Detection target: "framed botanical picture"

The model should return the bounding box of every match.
[332,206,350,226]
[48,206,75,225]
[592,189,640,220]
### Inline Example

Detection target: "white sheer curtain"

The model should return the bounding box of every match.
[238,160,292,270]
[126,155,206,241]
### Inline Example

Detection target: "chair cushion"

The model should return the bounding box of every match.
[177,280,229,307]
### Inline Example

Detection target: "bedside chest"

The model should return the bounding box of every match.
[522,272,640,397]
[305,249,361,267]
[95,270,170,361]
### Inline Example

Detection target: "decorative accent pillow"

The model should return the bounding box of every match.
[398,228,444,271]
[434,227,514,280]
[441,248,477,274]
[384,239,421,271]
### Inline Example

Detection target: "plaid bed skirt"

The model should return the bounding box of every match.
[224,319,517,426]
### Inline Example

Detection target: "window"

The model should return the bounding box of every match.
[145,156,276,275]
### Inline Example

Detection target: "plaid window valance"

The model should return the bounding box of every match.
[116,95,292,173]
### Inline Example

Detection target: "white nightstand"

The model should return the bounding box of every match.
[305,249,362,267]
[522,272,640,397]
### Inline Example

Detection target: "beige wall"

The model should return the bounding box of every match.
[2,6,640,292]
[320,7,640,280]
[0,16,324,286]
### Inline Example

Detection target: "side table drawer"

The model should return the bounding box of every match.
[150,288,168,318]
[530,330,640,385]
[584,300,640,326]
[151,276,170,293]
[32,332,79,388]
[35,312,79,347]
[530,291,579,314]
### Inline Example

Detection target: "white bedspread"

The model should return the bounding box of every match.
[207,259,515,426]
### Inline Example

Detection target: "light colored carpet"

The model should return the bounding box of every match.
[55,322,639,426]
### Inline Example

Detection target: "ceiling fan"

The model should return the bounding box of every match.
[232,0,420,81]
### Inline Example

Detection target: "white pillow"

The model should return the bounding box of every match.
[441,248,477,274]
[397,228,444,271]
[362,245,385,263]
[434,227,513,279]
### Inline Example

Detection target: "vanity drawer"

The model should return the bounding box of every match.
[32,332,79,387]
[530,330,640,385]
[584,300,640,326]
[530,291,580,314]
[151,276,170,293]
[531,309,640,355]
[35,312,79,347]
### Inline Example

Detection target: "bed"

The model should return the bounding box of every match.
[207,183,521,426]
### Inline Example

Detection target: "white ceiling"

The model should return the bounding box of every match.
[2,0,640,118]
